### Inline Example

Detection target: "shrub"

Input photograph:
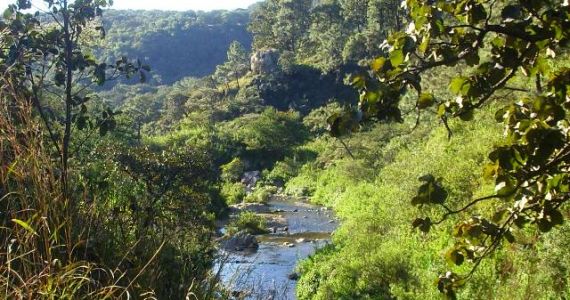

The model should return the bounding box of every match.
[220,157,245,182]
[244,186,274,203]
[228,212,268,235]
[221,182,246,205]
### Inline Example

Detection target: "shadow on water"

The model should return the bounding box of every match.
[215,196,338,299]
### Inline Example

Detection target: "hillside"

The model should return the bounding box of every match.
[97,9,252,85]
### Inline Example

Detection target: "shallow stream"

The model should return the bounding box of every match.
[216,197,338,299]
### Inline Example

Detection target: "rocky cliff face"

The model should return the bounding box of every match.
[250,48,279,75]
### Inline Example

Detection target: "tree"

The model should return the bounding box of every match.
[307,1,347,73]
[273,0,312,53]
[1,0,147,198]
[0,1,152,297]
[249,0,280,49]
[213,41,249,89]
[363,0,404,57]
[339,0,369,32]
[330,0,570,297]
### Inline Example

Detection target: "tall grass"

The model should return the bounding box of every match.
[0,79,132,299]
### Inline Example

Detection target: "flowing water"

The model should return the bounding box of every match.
[216,197,338,299]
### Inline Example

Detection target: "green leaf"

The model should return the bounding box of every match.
[495,176,516,197]
[390,49,404,66]
[94,63,107,85]
[54,71,65,87]
[514,216,529,228]
[450,77,469,95]
[418,93,435,109]
[437,104,447,117]
[12,219,38,236]
[458,109,474,122]
[504,230,515,243]
[99,122,109,136]
[412,217,432,233]
[3,7,14,19]
[414,175,448,205]
[76,116,88,130]
[537,218,554,232]
[350,74,367,89]
[494,107,507,122]
[549,209,564,226]
[371,57,386,72]
[464,51,480,66]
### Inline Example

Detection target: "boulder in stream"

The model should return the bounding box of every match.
[221,231,259,252]
[288,272,300,281]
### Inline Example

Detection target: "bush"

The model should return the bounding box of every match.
[244,186,275,203]
[220,157,245,182]
[265,159,300,186]
[228,212,268,235]
[221,182,246,205]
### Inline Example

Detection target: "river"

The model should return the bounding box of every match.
[215,196,338,299]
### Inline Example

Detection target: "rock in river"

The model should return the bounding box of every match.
[221,231,259,252]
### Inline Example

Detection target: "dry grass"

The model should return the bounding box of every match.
[0,78,133,299]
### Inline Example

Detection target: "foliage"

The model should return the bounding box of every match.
[221,107,308,169]
[251,64,359,114]
[249,0,406,73]
[97,9,252,85]
[0,82,130,299]
[265,158,303,186]
[221,157,246,182]
[295,108,532,299]
[213,41,250,89]
[244,186,276,204]
[0,1,225,298]
[329,0,570,296]
[228,211,269,235]
[221,182,247,205]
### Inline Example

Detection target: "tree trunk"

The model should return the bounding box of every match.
[62,0,72,198]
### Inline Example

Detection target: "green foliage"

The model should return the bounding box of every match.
[221,107,308,169]
[328,0,570,295]
[228,211,269,235]
[294,108,525,299]
[244,186,276,204]
[221,182,247,205]
[221,157,245,182]
[265,158,303,186]
[213,41,250,88]
[251,64,359,114]
[250,0,406,73]
[97,9,252,85]
[0,2,228,298]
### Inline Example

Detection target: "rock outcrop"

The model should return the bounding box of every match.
[250,49,279,75]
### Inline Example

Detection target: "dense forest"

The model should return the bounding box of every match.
[1,0,570,299]
[97,9,252,85]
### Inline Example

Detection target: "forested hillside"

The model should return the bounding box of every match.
[97,9,252,84]
[1,0,570,299]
